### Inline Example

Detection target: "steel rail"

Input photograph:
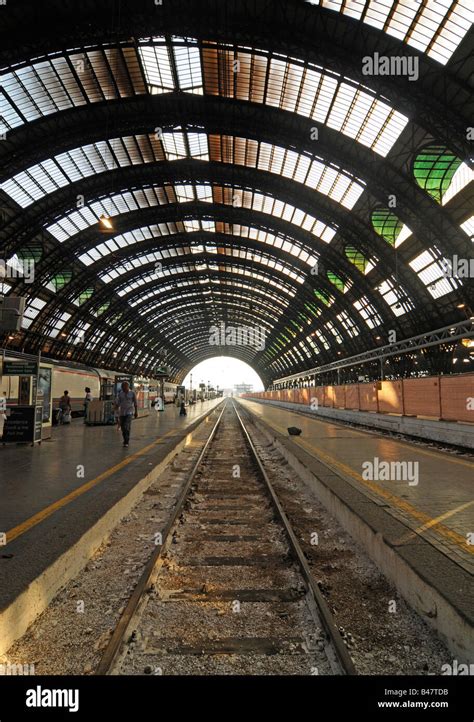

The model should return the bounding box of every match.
[95,399,227,675]
[232,400,357,675]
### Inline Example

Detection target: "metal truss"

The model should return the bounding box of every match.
[0,0,472,381]
[272,319,474,387]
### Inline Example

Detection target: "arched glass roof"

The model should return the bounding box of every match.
[0,1,472,383]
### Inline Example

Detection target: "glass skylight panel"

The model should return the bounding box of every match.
[138,42,174,92]
[2,160,69,207]
[409,248,460,298]
[117,272,158,297]
[161,131,187,160]
[327,85,408,158]
[0,281,12,295]
[183,220,202,233]
[460,215,474,238]
[326,320,343,343]
[70,321,91,344]
[187,132,209,160]
[1,48,146,132]
[442,163,474,205]
[100,252,164,283]
[237,140,365,209]
[49,311,72,338]
[201,220,216,232]
[377,278,414,316]
[195,184,213,202]
[46,180,336,245]
[353,296,382,328]
[1,178,31,208]
[318,332,331,351]
[336,310,360,338]
[174,184,196,202]
[21,297,46,329]
[299,340,312,358]
[395,223,412,247]
[202,46,407,156]
[308,1,472,65]
[46,189,169,240]
[433,1,473,64]
[173,45,203,92]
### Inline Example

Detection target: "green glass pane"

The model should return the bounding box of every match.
[17,246,42,262]
[107,312,122,324]
[96,302,110,316]
[345,246,368,273]
[76,288,94,306]
[52,271,72,292]
[327,271,345,292]
[371,208,403,245]
[413,145,462,203]
[289,319,303,332]
[314,289,330,306]
[304,302,320,318]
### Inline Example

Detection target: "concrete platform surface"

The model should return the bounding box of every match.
[237,398,473,657]
[0,400,223,613]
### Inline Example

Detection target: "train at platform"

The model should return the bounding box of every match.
[0,355,178,419]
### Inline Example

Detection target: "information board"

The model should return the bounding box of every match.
[1,359,38,376]
[3,405,42,444]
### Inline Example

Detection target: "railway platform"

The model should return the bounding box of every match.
[237,399,474,660]
[0,399,223,655]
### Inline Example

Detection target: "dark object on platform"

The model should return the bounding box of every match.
[287,427,302,436]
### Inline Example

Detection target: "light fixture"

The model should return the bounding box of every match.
[456,303,465,309]
[99,214,114,232]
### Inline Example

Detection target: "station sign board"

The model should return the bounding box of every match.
[1,359,38,376]
[114,375,134,396]
[115,375,133,386]
[3,405,43,444]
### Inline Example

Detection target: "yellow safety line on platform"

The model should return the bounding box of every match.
[244,399,474,469]
[393,500,474,548]
[243,402,473,555]
[4,426,179,546]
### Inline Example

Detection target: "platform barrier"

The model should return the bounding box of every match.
[245,373,474,424]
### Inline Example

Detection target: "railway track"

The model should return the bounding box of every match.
[97,400,355,675]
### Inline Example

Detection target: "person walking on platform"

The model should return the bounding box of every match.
[59,390,72,424]
[0,391,7,439]
[115,381,138,448]
[83,387,93,424]
[179,400,187,416]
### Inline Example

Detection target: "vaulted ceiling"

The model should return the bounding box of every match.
[0,0,472,385]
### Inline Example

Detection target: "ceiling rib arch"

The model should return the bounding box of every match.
[1,1,472,381]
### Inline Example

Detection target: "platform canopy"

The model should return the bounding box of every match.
[0,0,472,384]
